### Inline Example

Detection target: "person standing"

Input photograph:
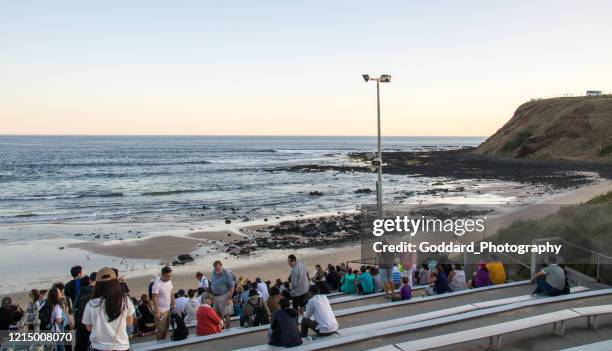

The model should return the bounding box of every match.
[210,260,235,329]
[47,287,68,351]
[74,274,95,351]
[378,247,395,292]
[81,268,135,351]
[287,255,309,310]
[151,266,175,340]
[195,272,209,291]
[64,266,83,311]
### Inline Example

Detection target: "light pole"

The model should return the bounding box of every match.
[362,74,391,219]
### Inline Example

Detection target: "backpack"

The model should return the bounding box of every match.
[26,302,38,325]
[170,312,189,341]
[247,299,270,326]
[72,278,81,311]
[562,267,571,295]
[74,291,92,327]
[38,300,53,331]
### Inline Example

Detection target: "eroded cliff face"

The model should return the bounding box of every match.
[476,96,612,161]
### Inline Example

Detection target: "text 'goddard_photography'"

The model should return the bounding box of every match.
[1,1,612,351]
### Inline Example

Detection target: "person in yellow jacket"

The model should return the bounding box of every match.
[486,254,507,284]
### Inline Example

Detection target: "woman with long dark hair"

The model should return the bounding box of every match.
[81,268,135,351]
[47,287,67,351]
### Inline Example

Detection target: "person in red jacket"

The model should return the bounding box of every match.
[196,293,223,336]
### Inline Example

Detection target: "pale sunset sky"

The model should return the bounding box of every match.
[1,1,611,136]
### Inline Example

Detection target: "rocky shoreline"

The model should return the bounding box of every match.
[222,213,361,256]
[272,148,612,189]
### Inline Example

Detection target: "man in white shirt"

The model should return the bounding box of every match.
[196,271,209,290]
[152,266,175,340]
[301,285,338,337]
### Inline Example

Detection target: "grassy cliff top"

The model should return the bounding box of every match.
[476,96,612,162]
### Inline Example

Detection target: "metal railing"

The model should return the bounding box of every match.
[531,236,612,283]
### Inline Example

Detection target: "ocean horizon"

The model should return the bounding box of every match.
[0,135,486,230]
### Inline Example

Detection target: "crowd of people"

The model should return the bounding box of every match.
[0,253,570,350]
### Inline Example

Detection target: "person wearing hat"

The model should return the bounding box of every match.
[81,267,136,351]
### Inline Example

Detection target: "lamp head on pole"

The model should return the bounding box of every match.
[362,74,391,83]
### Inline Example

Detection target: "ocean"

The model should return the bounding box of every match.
[0,135,484,229]
[2,135,535,293]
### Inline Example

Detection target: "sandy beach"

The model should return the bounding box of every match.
[5,176,611,307]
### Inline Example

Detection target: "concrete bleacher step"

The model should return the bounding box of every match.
[560,339,612,351]
[132,281,532,351]
[234,287,590,351]
[270,288,612,351]
[324,284,427,304]
[131,284,426,345]
[176,285,426,329]
[379,303,612,351]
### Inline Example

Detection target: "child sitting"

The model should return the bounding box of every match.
[391,276,412,301]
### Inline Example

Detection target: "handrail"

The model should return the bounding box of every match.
[562,240,612,261]
[531,237,611,281]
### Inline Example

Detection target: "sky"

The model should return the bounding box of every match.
[1,1,611,136]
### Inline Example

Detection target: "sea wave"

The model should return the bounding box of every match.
[222,149,277,153]
[141,189,207,196]
[0,192,124,201]
[4,160,212,168]
[76,192,124,198]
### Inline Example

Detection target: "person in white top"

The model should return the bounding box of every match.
[301,285,338,337]
[196,271,209,290]
[174,289,189,316]
[82,267,135,351]
[182,289,200,325]
[255,278,269,301]
[448,263,467,292]
[151,266,175,340]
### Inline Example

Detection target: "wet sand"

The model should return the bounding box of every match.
[8,245,361,307]
[5,178,611,307]
[69,230,246,261]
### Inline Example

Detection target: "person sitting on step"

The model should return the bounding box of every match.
[300,285,338,338]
